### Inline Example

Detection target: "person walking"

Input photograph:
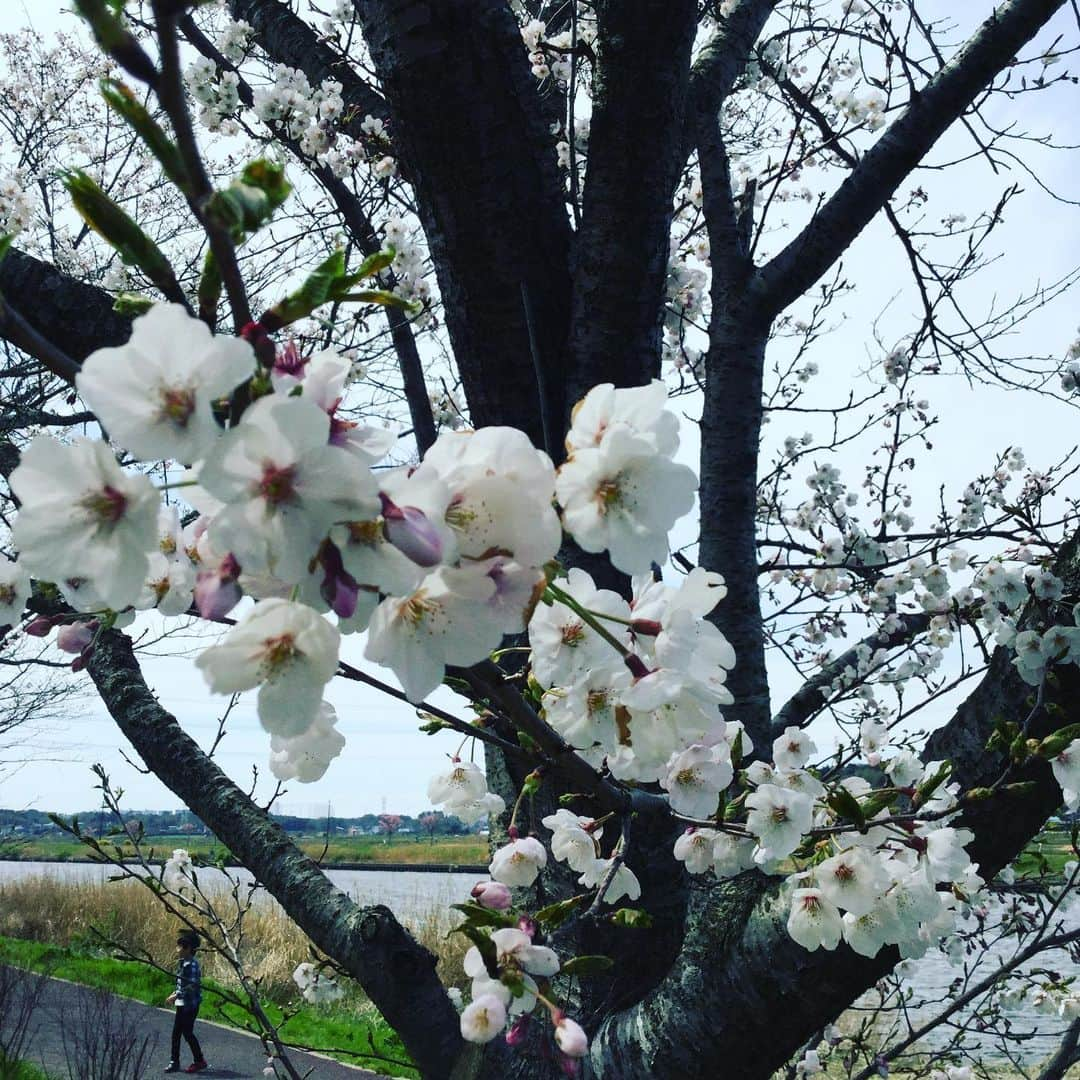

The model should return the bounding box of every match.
[164,929,209,1074]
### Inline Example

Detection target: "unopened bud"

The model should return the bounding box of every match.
[505,1014,530,1047]
[24,615,55,637]
[194,554,242,620]
[630,618,662,637]
[379,493,443,567]
[517,915,538,939]
[56,621,96,654]
[471,881,512,911]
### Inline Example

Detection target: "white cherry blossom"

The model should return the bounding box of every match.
[0,560,30,625]
[76,303,255,464]
[195,598,340,735]
[1051,738,1080,810]
[556,425,696,574]
[489,836,548,887]
[364,564,506,702]
[787,887,843,951]
[459,994,507,1044]
[11,436,159,610]
[268,700,346,782]
[745,784,814,865]
[199,396,379,583]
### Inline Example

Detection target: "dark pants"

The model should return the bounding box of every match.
[171,1005,204,1064]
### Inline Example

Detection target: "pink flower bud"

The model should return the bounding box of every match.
[317,542,360,619]
[56,621,96,654]
[379,493,443,567]
[517,915,538,940]
[554,1016,588,1059]
[195,554,242,621]
[505,1014,530,1047]
[471,881,512,911]
[630,618,662,637]
[24,616,55,637]
[241,320,277,367]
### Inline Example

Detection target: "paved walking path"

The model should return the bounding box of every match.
[11,968,393,1078]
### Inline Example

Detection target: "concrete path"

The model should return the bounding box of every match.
[10,968,394,1079]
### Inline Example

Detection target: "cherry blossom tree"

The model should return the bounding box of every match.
[1,1,1079,1078]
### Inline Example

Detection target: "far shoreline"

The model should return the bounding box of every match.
[0,855,488,874]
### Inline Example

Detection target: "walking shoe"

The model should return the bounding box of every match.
[185,1063,209,1074]
[163,1065,181,1074]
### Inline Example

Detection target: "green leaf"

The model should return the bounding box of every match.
[1038,725,1080,759]
[560,954,614,977]
[535,894,588,930]
[112,292,154,316]
[259,249,410,331]
[452,924,498,978]
[206,160,291,241]
[338,288,413,309]
[0,232,14,265]
[826,787,866,830]
[100,79,188,189]
[610,908,653,929]
[912,761,952,809]
[64,170,184,301]
[450,902,516,929]
[197,250,222,324]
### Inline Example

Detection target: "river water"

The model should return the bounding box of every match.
[1,861,1076,1067]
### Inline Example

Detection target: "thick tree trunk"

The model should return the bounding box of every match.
[0,248,131,364]
[562,0,698,415]
[587,610,1079,1078]
[354,0,573,450]
[697,316,772,751]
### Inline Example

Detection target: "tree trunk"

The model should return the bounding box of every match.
[354,0,573,450]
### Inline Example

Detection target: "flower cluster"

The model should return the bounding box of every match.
[0,169,35,233]
[292,962,344,1004]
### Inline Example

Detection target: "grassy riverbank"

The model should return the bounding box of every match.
[0,832,488,867]
[0,875,473,1078]
[0,935,416,1078]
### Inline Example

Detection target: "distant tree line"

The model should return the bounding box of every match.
[0,806,479,838]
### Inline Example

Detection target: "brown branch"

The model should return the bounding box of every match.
[750,0,1068,321]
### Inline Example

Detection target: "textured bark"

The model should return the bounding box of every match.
[0,248,131,364]
[751,0,1068,319]
[84,629,463,1079]
[562,0,698,414]
[354,0,573,450]
[698,318,772,750]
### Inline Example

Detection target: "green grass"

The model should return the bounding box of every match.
[1,833,487,867]
[1011,826,1077,879]
[0,936,416,1078]
[0,1053,56,1080]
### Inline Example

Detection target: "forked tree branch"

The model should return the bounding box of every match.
[749,0,1067,321]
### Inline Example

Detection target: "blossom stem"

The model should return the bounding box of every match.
[546,582,632,659]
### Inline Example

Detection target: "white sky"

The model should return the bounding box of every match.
[1,2,1078,817]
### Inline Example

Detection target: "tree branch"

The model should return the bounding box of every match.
[750,0,1068,321]
[770,612,933,735]
[0,248,131,367]
[563,0,698,415]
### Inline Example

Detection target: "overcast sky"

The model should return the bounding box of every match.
[1,2,1077,818]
